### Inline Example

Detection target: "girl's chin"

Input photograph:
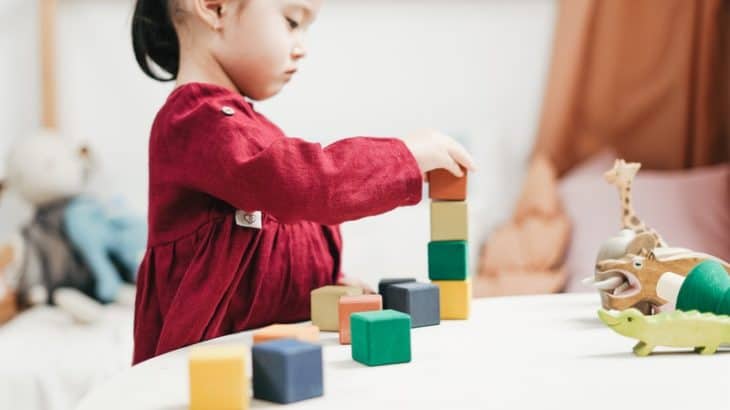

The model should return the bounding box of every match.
[244,81,287,101]
[245,89,280,101]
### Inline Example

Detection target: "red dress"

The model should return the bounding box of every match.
[133,83,422,364]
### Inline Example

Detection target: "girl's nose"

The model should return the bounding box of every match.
[292,46,307,60]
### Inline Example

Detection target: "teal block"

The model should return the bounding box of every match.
[677,260,730,315]
[428,241,468,280]
[351,310,411,366]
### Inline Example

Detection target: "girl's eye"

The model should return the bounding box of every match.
[286,17,299,30]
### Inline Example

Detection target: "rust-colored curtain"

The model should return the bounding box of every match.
[534,0,730,175]
[476,0,729,297]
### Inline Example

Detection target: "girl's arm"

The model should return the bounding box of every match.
[173,123,423,225]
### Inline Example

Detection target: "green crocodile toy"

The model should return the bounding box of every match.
[597,308,730,356]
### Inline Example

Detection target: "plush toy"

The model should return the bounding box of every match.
[64,197,145,303]
[0,131,145,323]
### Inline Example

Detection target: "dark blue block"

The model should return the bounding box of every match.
[386,282,440,328]
[252,339,323,404]
[378,278,417,309]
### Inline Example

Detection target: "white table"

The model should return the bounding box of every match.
[76,294,730,410]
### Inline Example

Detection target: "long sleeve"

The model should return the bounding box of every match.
[137,83,419,365]
[158,102,422,225]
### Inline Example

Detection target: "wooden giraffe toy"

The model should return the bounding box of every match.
[587,159,730,314]
[594,235,730,312]
[603,159,667,248]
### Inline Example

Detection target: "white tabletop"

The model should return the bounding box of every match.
[76,293,730,410]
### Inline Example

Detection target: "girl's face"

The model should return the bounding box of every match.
[213,0,321,100]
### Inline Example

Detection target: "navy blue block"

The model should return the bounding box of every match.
[378,278,417,309]
[252,339,323,404]
[386,282,440,328]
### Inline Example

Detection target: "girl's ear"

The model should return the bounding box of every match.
[192,0,227,31]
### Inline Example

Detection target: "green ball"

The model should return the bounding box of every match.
[676,260,730,314]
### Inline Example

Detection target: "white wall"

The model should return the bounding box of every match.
[0,1,43,231]
[0,0,556,287]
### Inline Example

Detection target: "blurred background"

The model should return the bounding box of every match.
[0,1,727,409]
[0,2,554,408]
[0,0,555,284]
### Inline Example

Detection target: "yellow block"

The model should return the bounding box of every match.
[189,345,249,410]
[433,280,471,319]
[253,324,320,344]
[310,285,363,331]
[430,201,468,241]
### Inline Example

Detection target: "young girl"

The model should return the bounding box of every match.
[131,0,475,364]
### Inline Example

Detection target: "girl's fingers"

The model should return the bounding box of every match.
[447,141,477,172]
[337,276,376,294]
[443,155,464,177]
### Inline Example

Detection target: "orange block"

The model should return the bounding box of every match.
[252,324,320,345]
[338,294,383,344]
[428,167,467,200]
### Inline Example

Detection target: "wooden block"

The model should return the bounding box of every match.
[253,340,323,404]
[310,285,363,331]
[433,280,471,320]
[351,310,411,366]
[189,345,249,410]
[338,294,383,344]
[428,167,467,200]
[377,277,417,309]
[428,241,468,280]
[253,324,320,345]
[386,282,440,328]
[430,201,468,241]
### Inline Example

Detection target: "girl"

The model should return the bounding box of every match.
[131,0,475,364]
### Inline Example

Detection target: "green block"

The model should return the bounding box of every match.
[351,310,411,366]
[428,241,468,280]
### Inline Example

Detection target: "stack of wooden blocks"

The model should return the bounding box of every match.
[187,168,475,408]
[427,167,470,319]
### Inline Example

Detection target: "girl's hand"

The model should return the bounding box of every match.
[336,276,375,294]
[401,130,477,178]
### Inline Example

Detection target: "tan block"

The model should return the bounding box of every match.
[310,285,363,331]
[430,201,468,241]
[189,345,249,410]
[253,324,320,345]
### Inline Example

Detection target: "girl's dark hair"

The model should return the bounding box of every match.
[132,0,179,81]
